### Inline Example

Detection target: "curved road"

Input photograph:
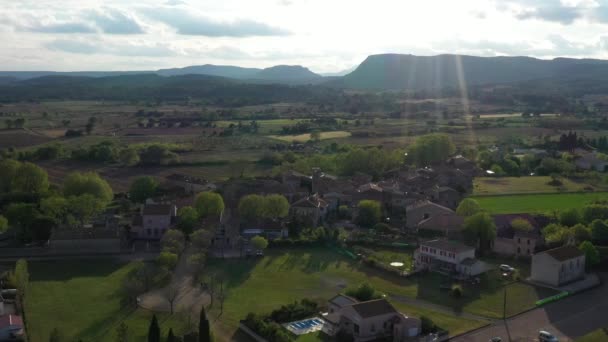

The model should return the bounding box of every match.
[452,274,608,342]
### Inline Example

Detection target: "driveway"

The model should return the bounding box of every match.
[451,274,608,342]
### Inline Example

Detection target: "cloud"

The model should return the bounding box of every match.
[164,0,187,6]
[87,9,144,34]
[13,20,96,34]
[515,5,583,24]
[46,39,175,57]
[140,7,289,37]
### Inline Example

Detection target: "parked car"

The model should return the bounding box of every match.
[539,330,559,342]
[499,264,515,273]
[489,337,502,342]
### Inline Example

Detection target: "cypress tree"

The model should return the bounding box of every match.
[148,314,161,342]
[167,328,176,342]
[199,306,211,342]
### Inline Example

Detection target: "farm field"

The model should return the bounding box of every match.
[473,177,602,196]
[471,192,608,214]
[25,259,188,342]
[267,131,351,142]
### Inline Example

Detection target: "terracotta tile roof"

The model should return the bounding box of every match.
[351,299,398,318]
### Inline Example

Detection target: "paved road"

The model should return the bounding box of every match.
[452,276,608,342]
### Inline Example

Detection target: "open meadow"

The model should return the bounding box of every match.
[473,176,603,196]
[472,192,608,214]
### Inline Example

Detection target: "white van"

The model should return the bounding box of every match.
[539,330,559,342]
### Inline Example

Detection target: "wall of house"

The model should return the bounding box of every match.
[531,254,560,286]
[418,245,475,264]
[406,204,453,228]
[557,255,586,285]
[515,237,536,257]
[493,237,515,256]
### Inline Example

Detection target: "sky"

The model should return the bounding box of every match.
[1,0,608,73]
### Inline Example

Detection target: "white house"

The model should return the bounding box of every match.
[0,315,23,341]
[531,245,586,287]
[323,297,420,342]
[414,239,486,276]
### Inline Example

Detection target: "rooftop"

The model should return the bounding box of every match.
[329,294,358,308]
[543,245,584,262]
[0,315,23,328]
[351,299,398,318]
[420,239,474,254]
[142,204,174,216]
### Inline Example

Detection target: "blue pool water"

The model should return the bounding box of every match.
[289,318,324,330]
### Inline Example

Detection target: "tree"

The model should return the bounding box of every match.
[463,212,496,254]
[164,284,180,314]
[345,283,380,301]
[261,194,290,219]
[250,235,268,251]
[579,241,600,268]
[407,133,455,166]
[64,172,113,206]
[167,328,176,342]
[40,196,69,221]
[572,224,592,244]
[310,130,321,142]
[14,259,28,299]
[238,194,264,221]
[591,219,608,244]
[356,200,382,228]
[195,192,224,218]
[582,204,608,223]
[560,208,581,227]
[67,194,105,225]
[129,176,159,203]
[543,223,572,246]
[199,306,211,342]
[119,147,140,166]
[148,314,161,342]
[0,216,8,234]
[13,162,49,194]
[0,159,20,192]
[116,322,129,342]
[177,206,199,234]
[456,198,481,216]
[161,229,185,254]
[30,215,56,241]
[85,116,97,135]
[511,218,533,232]
[190,229,213,251]
[139,144,179,166]
[158,251,179,270]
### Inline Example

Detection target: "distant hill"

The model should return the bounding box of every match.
[250,65,322,84]
[0,71,154,80]
[333,53,608,90]
[157,64,260,79]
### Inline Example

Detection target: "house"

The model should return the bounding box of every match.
[323,297,420,342]
[531,245,586,287]
[291,194,328,226]
[416,213,464,238]
[492,214,542,257]
[241,219,288,241]
[575,151,608,172]
[165,173,216,194]
[0,314,23,341]
[432,186,461,209]
[414,239,486,276]
[405,201,455,229]
[131,203,177,240]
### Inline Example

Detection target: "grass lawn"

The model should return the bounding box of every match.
[267,131,351,142]
[577,328,608,341]
[204,247,547,338]
[26,259,189,342]
[473,177,600,196]
[471,192,608,214]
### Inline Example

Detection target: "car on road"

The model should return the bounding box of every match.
[499,264,515,273]
[489,337,502,342]
[539,330,559,342]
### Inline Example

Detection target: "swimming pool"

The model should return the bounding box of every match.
[285,317,325,335]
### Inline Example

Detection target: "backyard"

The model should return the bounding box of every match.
[25,259,189,342]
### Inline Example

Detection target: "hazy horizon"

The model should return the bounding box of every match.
[2,0,608,73]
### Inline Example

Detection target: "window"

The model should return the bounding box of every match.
[423,213,430,219]
[146,229,151,236]
[527,249,530,255]
[577,259,580,268]
[518,238,521,243]
[354,324,360,334]
[527,239,530,245]
[517,247,521,254]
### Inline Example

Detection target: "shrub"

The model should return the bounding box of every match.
[420,316,437,334]
[451,285,462,298]
[269,298,320,323]
[345,283,381,302]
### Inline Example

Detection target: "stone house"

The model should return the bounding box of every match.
[131,203,177,240]
[531,245,586,287]
[405,201,455,229]
[492,214,542,258]
[291,194,329,226]
[431,186,461,210]
[323,296,421,342]
[416,213,464,238]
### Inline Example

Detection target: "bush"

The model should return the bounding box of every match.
[243,313,293,342]
[269,299,320,323]
[420,316,437,334]
[451,285,462,298]
[345,283,381,302]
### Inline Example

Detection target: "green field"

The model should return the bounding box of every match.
[471,192,608,214]
[577,329,608,341]
[473,177,600,196]
[26,260,188,342]
[267,131,351,142]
